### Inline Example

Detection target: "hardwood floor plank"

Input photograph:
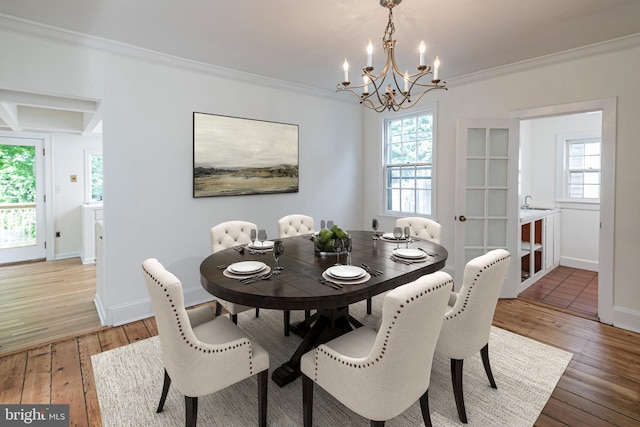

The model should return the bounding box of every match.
[78,334,103,427]
[122,320,152,343]
[549,387,640,426]
[0,352,27,404]
[21,345,52,404]
[51,338,87,427]
[534,412,570,426]
[96,327,130,352]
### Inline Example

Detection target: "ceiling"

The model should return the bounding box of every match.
[1,0,640,133]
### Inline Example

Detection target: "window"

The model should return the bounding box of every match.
[556,133,600,202]
[384,110,436,216]
[85,150,103,202]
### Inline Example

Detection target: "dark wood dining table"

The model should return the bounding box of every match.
[200,230,448,387]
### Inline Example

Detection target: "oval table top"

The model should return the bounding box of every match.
[200,230,448,311]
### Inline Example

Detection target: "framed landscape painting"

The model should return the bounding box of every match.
[193,112,299,197]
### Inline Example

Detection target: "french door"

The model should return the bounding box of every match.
[0,136,46,263]
[454,119,520,298]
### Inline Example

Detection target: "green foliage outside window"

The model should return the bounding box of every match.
[0,145,35,204]
[91,155,103,201]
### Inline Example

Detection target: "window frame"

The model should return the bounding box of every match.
[382,107,437,218]
[555,131,601,204]
[84,149,103,203]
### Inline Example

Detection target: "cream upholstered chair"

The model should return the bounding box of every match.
[435,249,511,423]
[395,216,441,244]
[277,214,315,336]
[210,221,258,323]
[142,258,269,427]
[301,271,453,427]
[277,214,315,237]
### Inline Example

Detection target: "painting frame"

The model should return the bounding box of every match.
[193,112,299,198]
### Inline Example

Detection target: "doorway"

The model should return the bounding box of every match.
[510,98,616,324]
[0,135,46,264]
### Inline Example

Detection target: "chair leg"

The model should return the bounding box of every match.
[231,314,238,324]
[419,388,433,427]
[451,358,468,423]
[302,375,314,427]
[370,421,385,426]
[156,369,171,413]
[215,302,223,317]
[305,310,311,318]
[185,396,198,427]
[366,297,372,314]
[255,307,260,318]
[480,343,497,389]
[284,310,291,336]
[257,369,268,427]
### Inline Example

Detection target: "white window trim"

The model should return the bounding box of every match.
[382,106,438,219]
[555,131,600,205]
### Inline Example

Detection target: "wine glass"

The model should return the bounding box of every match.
[393,227,403,250]
[250,229,257,247]
[345,235,353,265]
[333,237,343,265]
[273,240,285,272]
[257,229,267,254]
[404,226,411,248]
[327,220,334,230]
[320,219,326,230]
[372,218,379,239]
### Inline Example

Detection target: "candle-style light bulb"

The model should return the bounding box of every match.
[433,56,440,81]
[419,41,426,66]
[367,41,373,67]
[404,71,409,93]
[343,59,349,83]
[364,75,370,94]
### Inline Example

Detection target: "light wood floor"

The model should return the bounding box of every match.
[0,258,105,356]
[1,259,639,426]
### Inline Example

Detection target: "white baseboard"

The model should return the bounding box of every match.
[54,251,81,260]
[613,306,640,333]
[559,256,598,272]
[93,293,107,326]
[105,286,214,326]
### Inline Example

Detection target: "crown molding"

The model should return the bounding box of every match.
[446,33,640,88]
[0,14,338,101]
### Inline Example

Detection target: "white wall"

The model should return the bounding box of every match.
[521,113,601,271]
[51,133,102,259]
[364,39,640,332]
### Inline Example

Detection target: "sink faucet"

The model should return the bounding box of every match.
[522,195,532,209]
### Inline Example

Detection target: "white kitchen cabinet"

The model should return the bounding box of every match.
[81,203,103,264]
[519,209,560,292]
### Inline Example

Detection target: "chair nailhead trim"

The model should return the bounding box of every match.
[444,254,511,321]
[143,266,255,374]
[313,279,453,381]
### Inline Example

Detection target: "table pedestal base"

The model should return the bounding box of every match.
[271,306,362,387]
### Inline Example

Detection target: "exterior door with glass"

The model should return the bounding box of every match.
[0,136,46,264]
[454,119,520,298]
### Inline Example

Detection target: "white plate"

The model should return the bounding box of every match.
[382,232,406,240]
[393,248,427,259]
[326,265,366,280]
[248,240,275,249]
[228,261,267,275]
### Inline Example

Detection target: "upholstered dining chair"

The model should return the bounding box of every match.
[210,220,259,324]
[300,271,453,427]
[277,213,315,238]
[277,214,315,336]
[395,216,441,244]
[435,249,511,423]
[142,258,269,427]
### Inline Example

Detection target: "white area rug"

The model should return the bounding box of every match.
[92,300,572,426]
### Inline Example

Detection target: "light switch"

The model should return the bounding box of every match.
[70,175,77,183]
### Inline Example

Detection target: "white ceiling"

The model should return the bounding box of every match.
[1,0,640,133]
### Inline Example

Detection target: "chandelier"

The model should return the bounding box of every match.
[337,0,447,112]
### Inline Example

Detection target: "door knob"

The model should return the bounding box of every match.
[459,215,466,222]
